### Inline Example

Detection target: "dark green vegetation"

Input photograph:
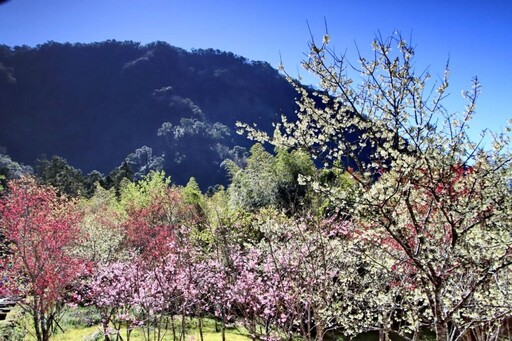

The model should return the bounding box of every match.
[0,41,298,188]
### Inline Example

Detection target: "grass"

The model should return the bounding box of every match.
[1,305,253,341]
[2,305,433,341]
[0,306,431,341]
[48,325,252,341]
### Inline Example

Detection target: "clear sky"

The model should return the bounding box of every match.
[0,0,511,140]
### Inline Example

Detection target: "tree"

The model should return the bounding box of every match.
[0,177,88,341]
[182,177,204,208]
[226,143,278,210]
[251,211,360,340]
[0,152,33,182]
[241,33,512,340]
[273,147,316,213]
[76,185,126,264]
[117,170,171,211]
[35,155,87,197]
[117,171,202,261]
[157,117,235,186]
[104,161,134,196]
[124,145,164,181]
[84,170,106,198]
[226,143,315,213]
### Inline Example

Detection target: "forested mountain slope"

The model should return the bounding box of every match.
[0,41,298,187]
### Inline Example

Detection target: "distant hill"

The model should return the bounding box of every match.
[0,41,299,188]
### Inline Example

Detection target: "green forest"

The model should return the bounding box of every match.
[0,33,511,341]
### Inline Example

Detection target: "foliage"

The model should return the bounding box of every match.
[75,185,126,264]
[109,171,204,263]
[157,116,239,187]
[35,156,87,197]
[227,144,279,210]
[182,177,204,208]
[124,145,164,181]
[0,306,28,341]
[227,143,315,214]
[117,170,170,211]
[0,40,298,189]
[0,153,33,183]
[103,161,134,196]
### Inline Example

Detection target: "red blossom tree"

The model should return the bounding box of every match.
[0,177,88,341]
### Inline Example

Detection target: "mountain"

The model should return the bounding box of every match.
[0,40,298,188]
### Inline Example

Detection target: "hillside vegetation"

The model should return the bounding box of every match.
[0,41,298,187]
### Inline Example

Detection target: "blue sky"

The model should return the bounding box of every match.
[0,0,511,140]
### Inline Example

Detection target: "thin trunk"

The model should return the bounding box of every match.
[316,325,324,341]
[170,315,177,341]
[101,311,111,341]
[42,329,50,341]
[32,298,43,341]
[379,328,390,341]
[114,321,124,341]
[434,315,449,341]
[157,315,161,341]
[101,321,110,341]
[33,313,42,341]
[221,316,226,341]
[508,319,512,341]
[198,316,204,341]
[315,311,324,341]
[379,329,385,341]
[181,314,186,341]
[43,313,52,341]
[126,324,131,341]
[38,314,50,341]
[307,305,312,341]
[245,317,257,341]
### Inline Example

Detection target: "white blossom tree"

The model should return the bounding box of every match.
[240,32,512,341]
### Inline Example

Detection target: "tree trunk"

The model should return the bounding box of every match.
[435,321,449,341]
[181,314,186,341]
[33,313,42,341]
[221,315,226,341]
[434,290,449,341]
[379,328,385,341]
[198,316,204,341]
[41,316,50,341]
[170,315,177,341]
[101,311,111,341]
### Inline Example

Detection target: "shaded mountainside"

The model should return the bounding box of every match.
[0,40,298,188]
